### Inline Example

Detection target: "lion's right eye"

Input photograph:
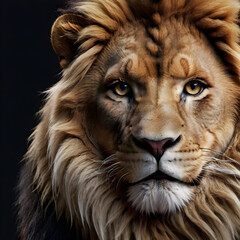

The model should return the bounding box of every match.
[113,82,131,96]
[184,79,208,96]
[107,80,133,98]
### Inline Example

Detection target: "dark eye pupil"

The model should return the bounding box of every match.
[190,82,198,90]
[120,83,128,91]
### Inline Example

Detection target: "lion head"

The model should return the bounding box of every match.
[18,0,240,239]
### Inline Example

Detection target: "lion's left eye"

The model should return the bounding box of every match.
[112,82,131,96]
[184,80,206,96]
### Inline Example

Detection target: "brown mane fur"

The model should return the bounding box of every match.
[18,0,240,239]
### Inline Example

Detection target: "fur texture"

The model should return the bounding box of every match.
[18,0,240,239]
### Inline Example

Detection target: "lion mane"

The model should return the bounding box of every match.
[18,0,240,239]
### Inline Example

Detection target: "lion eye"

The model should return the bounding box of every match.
[113,82,131,96]
[184,80,205,96]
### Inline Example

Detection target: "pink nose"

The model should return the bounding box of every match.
[139,138,175,161]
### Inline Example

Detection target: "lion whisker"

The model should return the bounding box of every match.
[107,166,121,179]
[203,164,240,176]
[202,149,240,164]
[101,154,117,166]
[201,148,239,163]
[115,172,129,190]
[204,155,240,166]
[103,162,121,170]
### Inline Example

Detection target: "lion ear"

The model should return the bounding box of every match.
[51,14,85,68]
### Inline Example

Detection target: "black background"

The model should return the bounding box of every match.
[1,0,65,239]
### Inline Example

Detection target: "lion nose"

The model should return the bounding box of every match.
[134,137,180,162]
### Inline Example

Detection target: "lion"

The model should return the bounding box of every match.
[17,0,240,239]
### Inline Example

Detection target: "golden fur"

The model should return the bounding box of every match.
[18,0,240,239]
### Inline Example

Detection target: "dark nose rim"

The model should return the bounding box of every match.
[133,135,181,162]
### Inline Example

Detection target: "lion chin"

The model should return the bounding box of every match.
[128,180,193,214]
[18,0,240,239]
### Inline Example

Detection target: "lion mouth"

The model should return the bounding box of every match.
[131,170,197,186]
[142,171,171,181]
[131,170,176,185]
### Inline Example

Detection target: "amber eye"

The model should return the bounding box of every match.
[184,80,205,96]
[113,82,131,96]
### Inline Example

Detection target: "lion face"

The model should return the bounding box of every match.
[89,21,239,214]
[18,0,240,239]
